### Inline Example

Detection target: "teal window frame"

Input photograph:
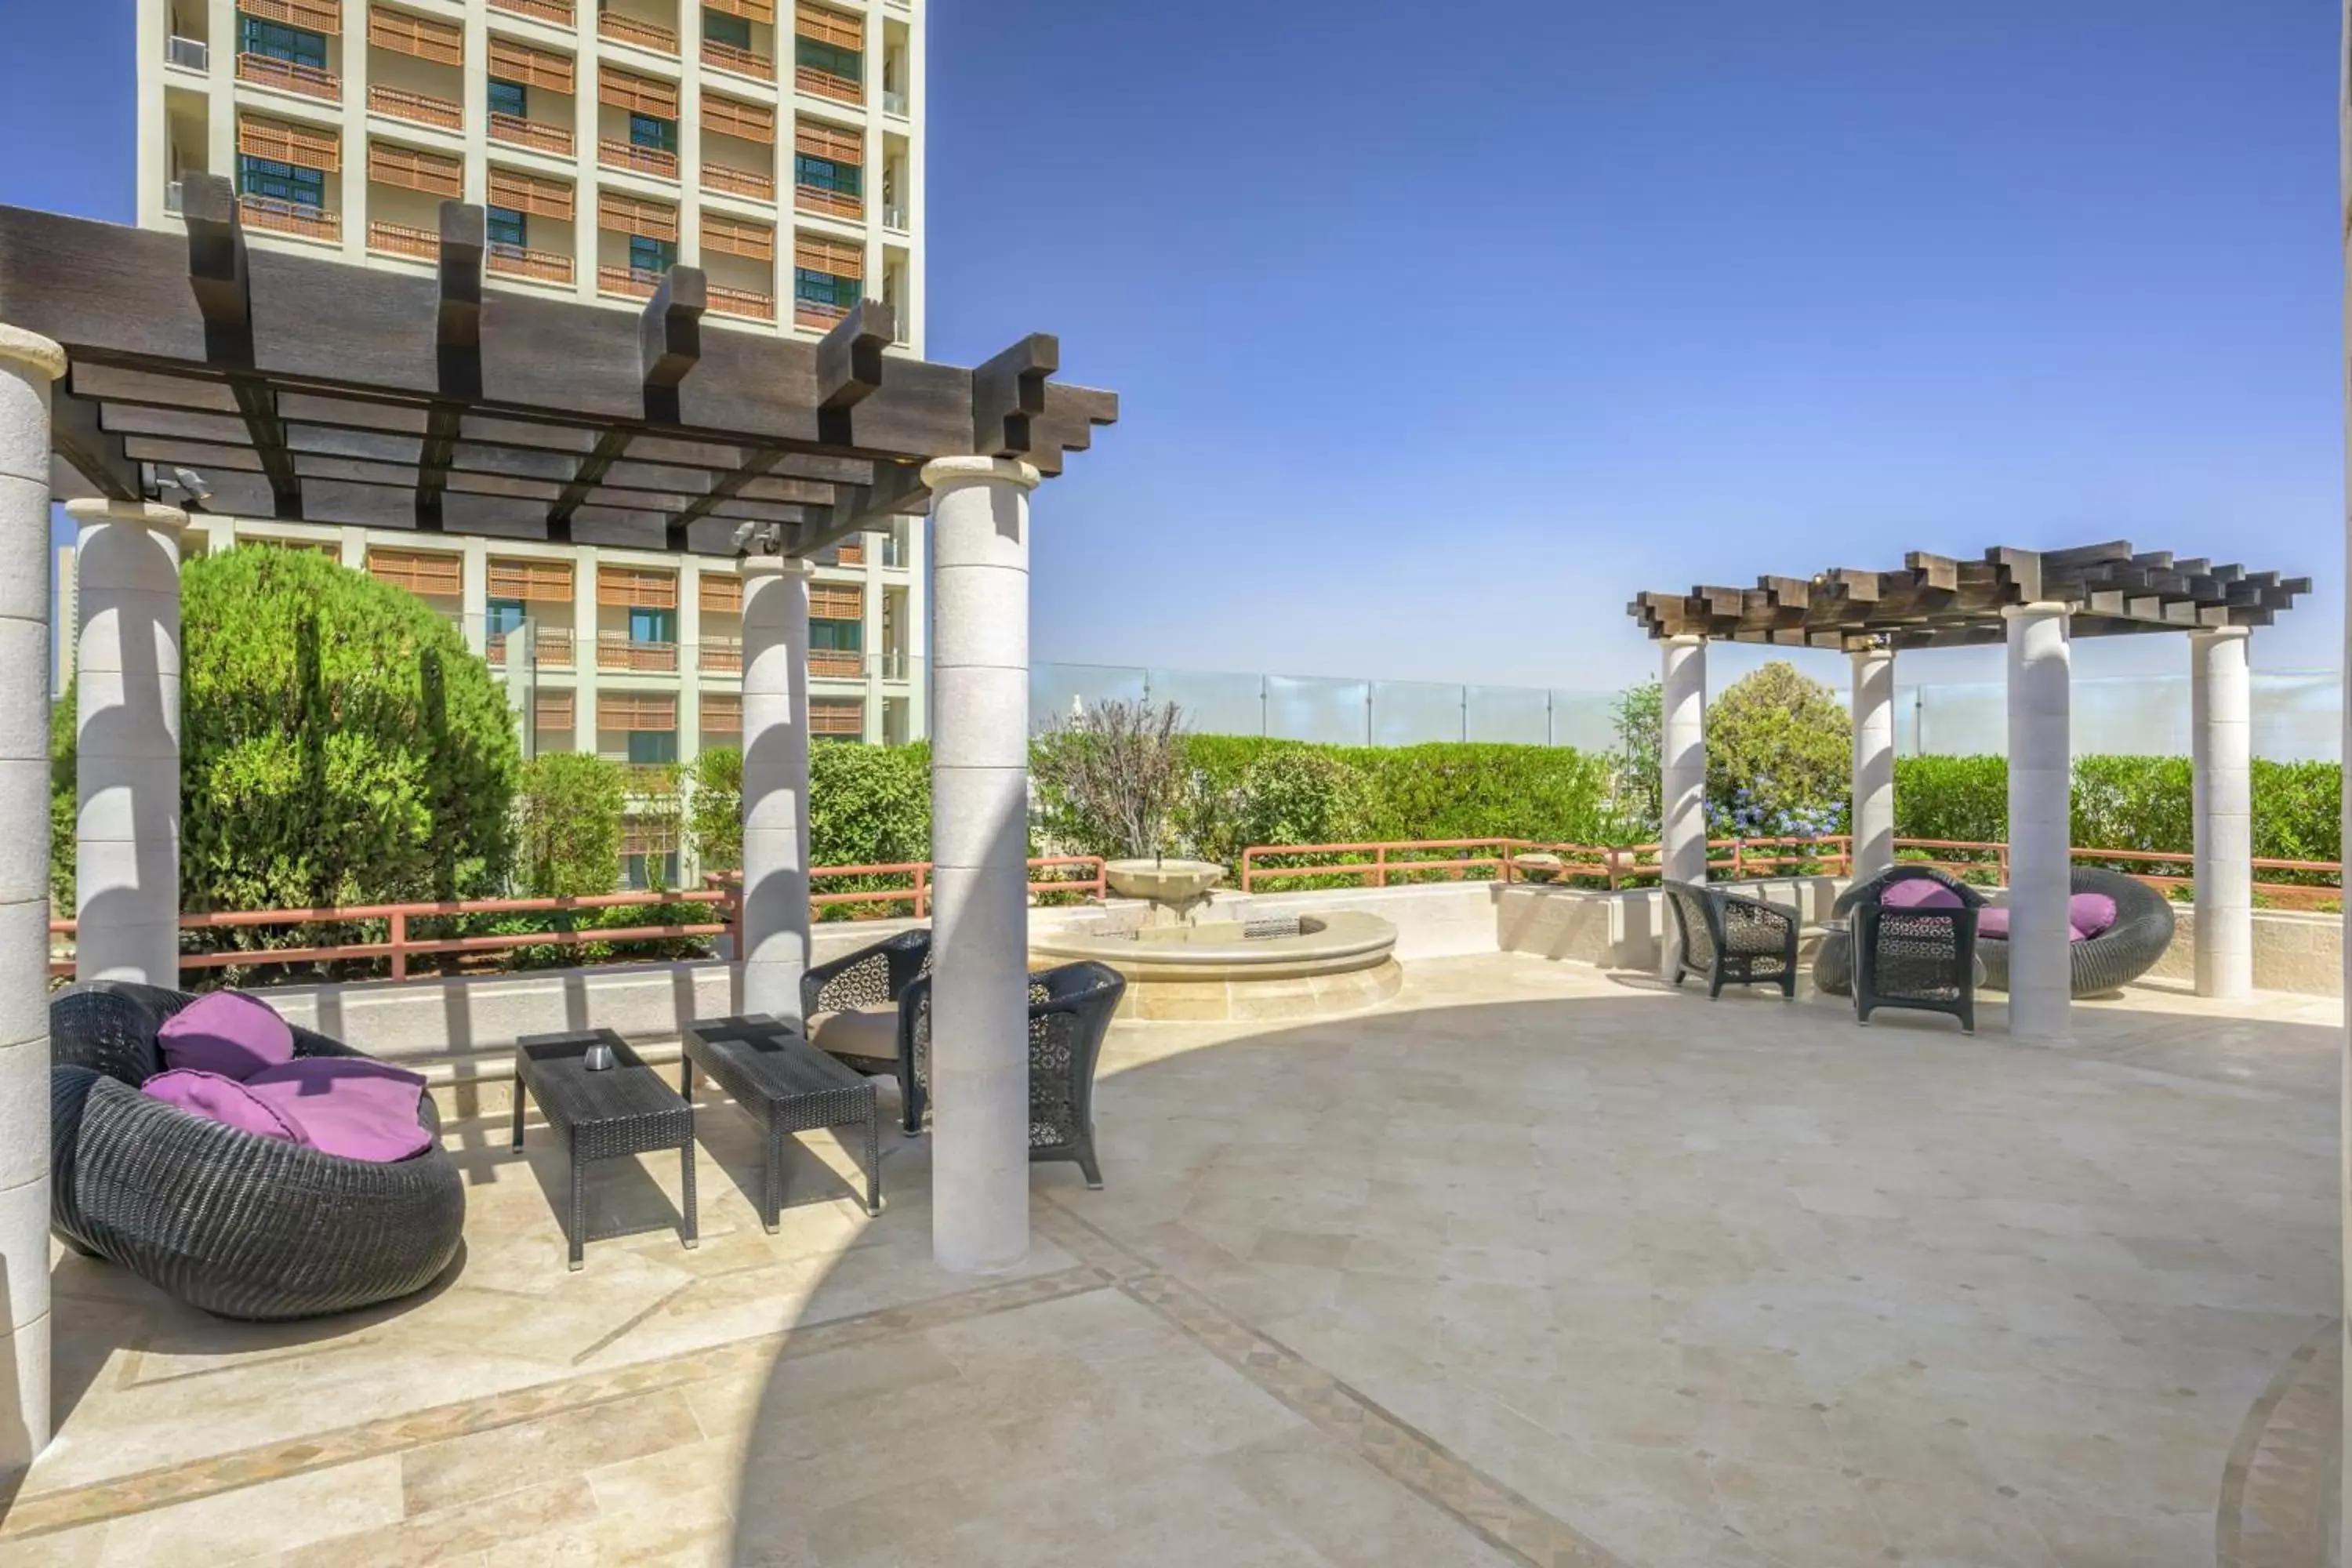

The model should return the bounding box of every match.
[486,205,527,248]
[237,154,325,208]
[238,15,327,68]
[628,112,677,152]
[794,36,859,83]
[702,9,751,48]
[810,618,863,654]
[793,267,860,310]
[487,77,527,118]
[626,729,677,765]
[629,235,677,274]
[793,153,862,198]
[628,605,675,643]
[486,597,527,637]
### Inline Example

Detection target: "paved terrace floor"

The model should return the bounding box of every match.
[0,955,2338,1568]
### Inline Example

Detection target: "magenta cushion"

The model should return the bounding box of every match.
[245,1058,433,1163]
[1879,877,1964,909]
[157,991,296,1081]
[2067,893,2119,941]
[1977,905,2096,942]
[142,1069,309,1145]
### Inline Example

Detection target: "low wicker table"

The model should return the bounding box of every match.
[681,1014,882,1232]
[513,1029,698,1270]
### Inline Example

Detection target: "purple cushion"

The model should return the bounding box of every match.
[157,991,296,1081]
[2068,893,2119,941]
[245,1058,433,1163]
[1976,905,2096,942]
[142,1069,309,1145]
[1879,877,1964,910]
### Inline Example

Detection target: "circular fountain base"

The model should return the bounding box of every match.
[1030,911,1402,1023]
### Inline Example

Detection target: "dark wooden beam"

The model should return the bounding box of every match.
[417,202,485,531]
[180,175,301,517]
[971,333,1057,459]
[52,390,142,500]
[790,457,925,559]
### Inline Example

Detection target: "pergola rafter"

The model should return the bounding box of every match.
[1629,541,2311,652]
[8,177,1117,557]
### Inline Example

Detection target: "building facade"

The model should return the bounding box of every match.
[127,0,931,873]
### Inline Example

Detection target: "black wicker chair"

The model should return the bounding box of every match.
[1977,866,2177,998]
[901,961,1126,1186]
[1815,864,1976,997]
[1661,880,1801,998]
[49,982,466,1322]
[800,929,932,1111]
[1840,866,1984,1031]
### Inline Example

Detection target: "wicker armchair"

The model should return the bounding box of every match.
[901,961,1126,1186]
[1661,880,1801,998]
[799,929,932,1111]
[1978,866,2176,997]
[1842,866,1984,1031]
[49,982,465,1322]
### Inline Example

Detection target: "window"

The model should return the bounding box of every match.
[628,113,677,152]
[811,618,863,654]
[238,154,325,208]
[486,597,528,636]
[622,849,679,890]
[793,267,859,310]
[487,77,527,118]
[795,37,858,83]
[626,730,677,765]
[486,205,528,247]
[629,606,675,643]
[703,9,750,48]
[793,153,862,198]
[239,15,327,68]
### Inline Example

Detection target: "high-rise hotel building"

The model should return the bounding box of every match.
[125,0,929,851]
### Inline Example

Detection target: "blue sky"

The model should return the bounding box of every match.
[6,0,2339,693]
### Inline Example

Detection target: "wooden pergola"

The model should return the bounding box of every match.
[6,176,1116,553]
[1628,542,2310,652]
[0,180,1123,1478]
[1624,538,2308,1046]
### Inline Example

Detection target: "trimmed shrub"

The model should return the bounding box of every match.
[1706,662,1851,838]
[1892,756,2010,846]
[515,753,629,898]
[1350,744,1611,845]
[684,746,743,873]
[809,741,932,919]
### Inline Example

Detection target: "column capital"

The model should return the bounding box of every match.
[0,325,64,383]
[920,455,1040,494]
[1850,643,1895,666]
[741,553,818,580]
[64,499,188,535]
[2000,601,2071,622]
[2188,623,2253,644]
[1661,633,1707,650]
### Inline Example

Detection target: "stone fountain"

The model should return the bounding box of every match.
[1102,855,1227,926]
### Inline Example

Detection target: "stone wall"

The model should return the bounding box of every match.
[1494,878,1844,971]
[2141,907,2343,997]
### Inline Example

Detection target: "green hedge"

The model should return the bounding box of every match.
[1895,755,2341,880]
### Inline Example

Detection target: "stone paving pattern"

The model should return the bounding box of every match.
[0,954,2337,1566]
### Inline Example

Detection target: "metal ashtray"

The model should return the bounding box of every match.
[583,1044,617,1072]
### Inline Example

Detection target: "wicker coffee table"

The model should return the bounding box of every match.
[513,1029,698,1270]
[681,1014,882,1232]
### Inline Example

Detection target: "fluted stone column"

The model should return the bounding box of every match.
[1849,645,1896,884]
[739,554,814,1021]
[2004,603,2072,1042]
[70,499,187,987]
[1658,634,1708,977]
[0,325,63,1481]
[2190,626,2254,999]
[924,456,1038,1275]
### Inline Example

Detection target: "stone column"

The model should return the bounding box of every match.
[739,554,813,1022]
[1849,644,1897,883]
[1658,634,1708,977]
[0,325,63,1482]
[2190,625,2254,999]
[2003,602,2072,1042]
[69,498,187,987]
[924,456,1038,1275]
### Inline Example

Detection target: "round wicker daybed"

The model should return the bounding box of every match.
[49,982,466,1321]
[1974,866,2178,997]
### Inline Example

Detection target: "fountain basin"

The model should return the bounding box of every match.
[1101,858,1226,907]
[1030,910,1401,1022]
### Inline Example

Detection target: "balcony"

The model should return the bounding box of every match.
[793,298,850,331]
[596,263,663,299]
[488,626,576,669]
[164,180,186,216]
[809,648,862,679]
[365,218,439,260]
[884,88,907,117]
[796,64,862,104]
[697,636,741,674]
[706,283,775,321]
[795,183,861,221]
[702,162,775,201]
[489,0,575,22]
[167,34,210,71]
[239,194,340,241]
[598,136,679,180]
[882,199,908,230]
[597,632,677,671]
[488,242,576,284]
[489,112,575,157]
[368,82,463,131]
[236,52,341,101]
[702,38,772,78]
[597,11,677,53]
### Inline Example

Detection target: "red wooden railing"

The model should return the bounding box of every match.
[45,858,1110,980]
